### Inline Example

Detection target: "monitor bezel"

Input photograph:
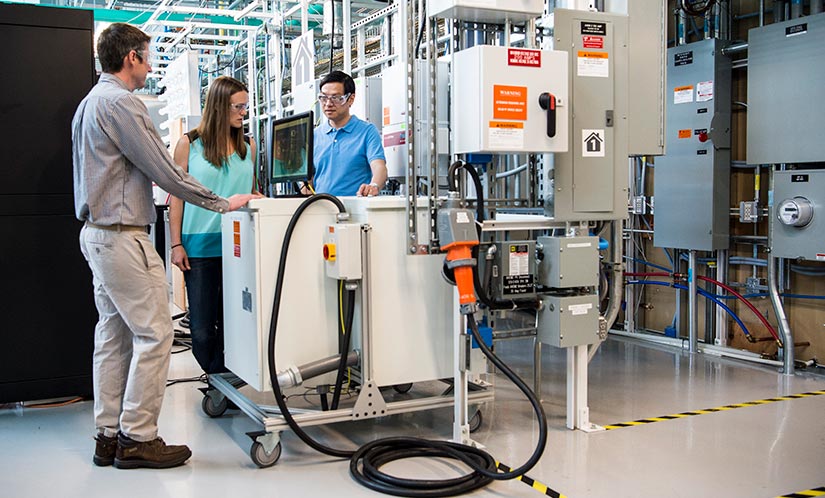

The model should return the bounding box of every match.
[270,110,314,185]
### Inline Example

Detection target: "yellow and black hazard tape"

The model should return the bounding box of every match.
[496,461,567,497]
[777,486,825,497]
[604,389,825,431]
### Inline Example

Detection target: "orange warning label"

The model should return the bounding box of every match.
[383,107,390,126]
[577,51,609,59]
[493,85,528,121]
[674,85,693,92]
[233,220,241,258]
[489,121,525,129]
[678,129,692,139]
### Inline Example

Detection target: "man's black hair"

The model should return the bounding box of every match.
[320,70,356,95]
[97,23,150,73]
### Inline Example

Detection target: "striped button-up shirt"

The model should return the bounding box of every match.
[72,73,228,226]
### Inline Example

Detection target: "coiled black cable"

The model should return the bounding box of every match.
[267,194,548,496]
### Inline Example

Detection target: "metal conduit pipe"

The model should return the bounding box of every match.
[588,219,624,363]
[277,351,360,389]
[721,42,748,55]
[768,256,794,375]
[790,0,803,18]
[774,0,786,21]
[688,250,699,353]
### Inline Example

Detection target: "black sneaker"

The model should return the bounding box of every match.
[93,433,118,466]
[114,433,192,469]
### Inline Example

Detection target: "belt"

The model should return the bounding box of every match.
[86,222,150,233]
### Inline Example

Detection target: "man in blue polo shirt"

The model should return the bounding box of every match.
[313,71,387,196]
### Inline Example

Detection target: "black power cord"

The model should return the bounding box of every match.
[267,194,548,496]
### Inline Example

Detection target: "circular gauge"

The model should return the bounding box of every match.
[777,197,813,227]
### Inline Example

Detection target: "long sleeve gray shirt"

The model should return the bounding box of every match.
[72,73,229,225]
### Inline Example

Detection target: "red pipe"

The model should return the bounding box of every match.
[696,275,781,346]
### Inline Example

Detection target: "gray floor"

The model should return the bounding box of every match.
[2,336,824,498]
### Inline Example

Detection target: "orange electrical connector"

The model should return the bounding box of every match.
[442,241,479,306]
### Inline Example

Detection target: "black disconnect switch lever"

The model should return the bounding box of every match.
[538,92,556,138]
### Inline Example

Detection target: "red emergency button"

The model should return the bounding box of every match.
[323,243,336,261]
[698,131,708,143]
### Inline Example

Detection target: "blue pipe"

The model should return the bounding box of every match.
[625,280,754,340]
[624,256,671,272]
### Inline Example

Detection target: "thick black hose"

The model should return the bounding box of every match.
[267,194,353,458]
[268,194,548,495]
[331,285,356,410]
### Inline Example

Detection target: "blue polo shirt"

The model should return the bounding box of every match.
[313,115,385,196]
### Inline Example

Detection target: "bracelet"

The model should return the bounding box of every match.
[369,182,379,189]
[171,243,183,249]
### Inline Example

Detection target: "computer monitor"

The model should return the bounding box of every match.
[270,110,314,184]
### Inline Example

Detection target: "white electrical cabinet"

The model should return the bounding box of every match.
[221,197,459,392]
[453,45,569,154]
[428,0,543,22]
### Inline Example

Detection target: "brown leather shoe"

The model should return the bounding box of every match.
[93,433,117,466]
[114,433,192,469]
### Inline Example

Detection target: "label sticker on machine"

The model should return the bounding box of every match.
[678,129,692,139]
[786,23,807,37]
[568,303,593,316]
[696,80,714,102]
[582,129,605,157]
[816,253,825,261]
[508,244,530,275]
[503,275,534,295]
[674,51,693,66]
[674,85,694,104]
[791,174,810,183]
[383,123,407,147]
[577,51,609,78]
[507,48,541,67]
[233,220,241,258]
[493,85,528,120]
[582,35,604,49]
[488,121,524,149]
[581,22,607,35]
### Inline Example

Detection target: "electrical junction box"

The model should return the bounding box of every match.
[323,223,362,280]
[653,38,731,251]
[353,76,383,131]
[491,241,537,300]
[537,294,600,347]
[453,45,569,154]
[542,9,629,222]
[537,236,599,288]
[748,15,825,164]
[428,0,543,23]
[770,170,825,261]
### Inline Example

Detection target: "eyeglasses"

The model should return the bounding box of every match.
[133,49,150,65]
[230,102,249,112]
[318,94,351,106]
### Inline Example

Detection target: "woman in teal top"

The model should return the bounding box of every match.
[170,76,257,374]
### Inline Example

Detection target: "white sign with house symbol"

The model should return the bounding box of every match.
[291,31,315,94]
[582,129,605,157]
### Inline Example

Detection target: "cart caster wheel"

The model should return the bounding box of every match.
[201,393,228,418]
[393,383,413,394]
[469,410,483,433]
[250,441,282,468]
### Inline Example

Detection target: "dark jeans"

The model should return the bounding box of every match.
[183,257,227,374]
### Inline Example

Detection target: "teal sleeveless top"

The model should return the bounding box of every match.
[182,137,254,257]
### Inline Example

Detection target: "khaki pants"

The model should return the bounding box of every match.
[79,225,172,442]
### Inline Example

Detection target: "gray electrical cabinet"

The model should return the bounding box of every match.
[771,170,825,261]
[748,15,825,165]
[544,9,629,222]
[537,294,601,347]
[654,39,731,251]
[537,236,599,288]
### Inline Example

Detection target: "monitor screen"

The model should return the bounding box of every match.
[270,110,314,184]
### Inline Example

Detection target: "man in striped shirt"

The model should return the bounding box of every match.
[72,23,258,470]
